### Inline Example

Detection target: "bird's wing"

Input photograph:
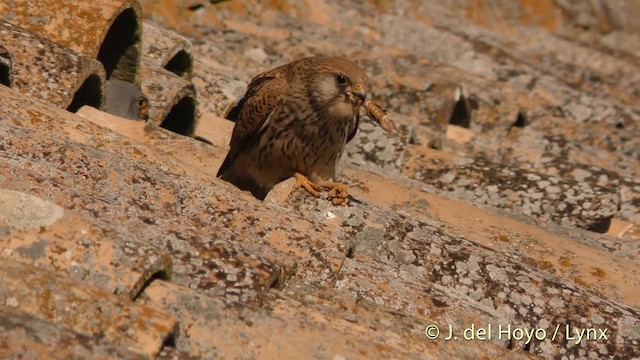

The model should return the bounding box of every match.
[217,74,288,177]
[347,111,361,143]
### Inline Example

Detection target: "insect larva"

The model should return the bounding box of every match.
[363,100,397,134]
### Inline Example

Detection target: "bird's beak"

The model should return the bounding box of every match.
[349,83,366,103]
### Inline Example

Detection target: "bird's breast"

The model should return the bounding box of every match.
[251,105,356,184]
[303,114,353,165]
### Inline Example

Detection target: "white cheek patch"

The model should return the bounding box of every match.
[317,78,335,98]
[315,76,354,118]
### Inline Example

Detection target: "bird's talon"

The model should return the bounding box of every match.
[325,183,349,206]
[331,197,347,206]
[294,173,321,198]
[328,186,348,199]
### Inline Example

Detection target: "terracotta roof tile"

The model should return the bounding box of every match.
[0,20,105,111]
[142,21,193,80]
[1,0,640,358]
[0,0,143,83]
[140,64,197,135]
[0,306,147,359]
[0,258,176,357]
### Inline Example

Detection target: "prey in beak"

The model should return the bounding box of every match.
[346,83,366,106]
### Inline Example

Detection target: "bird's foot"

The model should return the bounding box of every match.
[293,174,349,206]
[293,173,322,198]
[318,180,349,206]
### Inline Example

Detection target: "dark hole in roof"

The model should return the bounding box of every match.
[586,217,612,234]
[346,244,355,259]
[431,298,449,308]
[449,95,471,128]
[0,61,9,87]
[160,330,178,349]
[512,112,527,128]
[160,96,197,136]
[133,270,170,301]
[97,8,140,82]
[164,50,193,79]
[187,3,205,11]
[67,74,102,113]
[269,272,284,290]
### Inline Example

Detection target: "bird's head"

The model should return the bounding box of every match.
[307,57,368,119]
[105,79,150,121]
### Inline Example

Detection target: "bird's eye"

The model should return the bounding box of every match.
[137,98,147,108]
[336,75,347,84]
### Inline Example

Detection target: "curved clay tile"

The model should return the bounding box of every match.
[0,85,174,302]
[142,21,193,80]
[0,0,143,84]
[0,307,147,359]
[140,64,197,136]
[0,258,177,358]
[0,20,105,112]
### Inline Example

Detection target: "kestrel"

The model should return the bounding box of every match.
[104,79,150,121]
[217,56,368,205]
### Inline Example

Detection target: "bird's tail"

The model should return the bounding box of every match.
[216,153,234,178]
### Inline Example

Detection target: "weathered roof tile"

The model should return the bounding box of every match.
[2,0,640,358]
[0,189,172,300]
[0,21,105,112]
[140,64,197,136]
[142,21,193,80]
[0,0,143,83]
[0,258,177,358]
[0,306,147,359]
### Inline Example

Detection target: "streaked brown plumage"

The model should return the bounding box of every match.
[217,56,368,204]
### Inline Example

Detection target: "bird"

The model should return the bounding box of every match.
[104,79,150,121]
[217,56,368,205]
